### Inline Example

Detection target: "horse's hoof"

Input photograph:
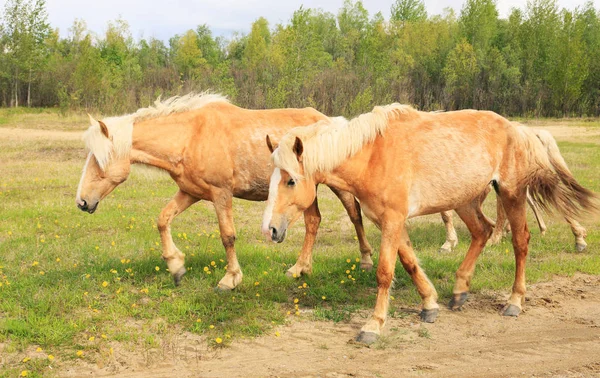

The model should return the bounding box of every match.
[438,247,452,254]
[576,242,587,252]
[173,267,187,287]
[502,304,521,317]
[420,308,439,323]
[215,282,235,292]
[360,263,373,271]
[355,331,378,345]
[449,292,468,311]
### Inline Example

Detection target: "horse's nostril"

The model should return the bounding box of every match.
[270,227,277,239]
[78,200,88,211]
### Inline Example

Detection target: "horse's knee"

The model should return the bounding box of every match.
[221,234,236,249]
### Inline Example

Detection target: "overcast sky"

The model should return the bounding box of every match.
[3,0,598,41]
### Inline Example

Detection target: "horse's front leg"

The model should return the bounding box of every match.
[158,190,199,286]
[213,190,243,290]
[287,196,321,278]
[356,219,404,345]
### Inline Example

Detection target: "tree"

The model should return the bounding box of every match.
[1,0,50,107]
[390,0,427,23]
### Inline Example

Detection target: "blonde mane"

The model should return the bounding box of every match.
[82,92,229,170]
[272,103,414,179]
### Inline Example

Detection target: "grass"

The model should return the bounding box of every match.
[0,113,599,376]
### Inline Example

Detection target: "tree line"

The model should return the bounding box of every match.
[1,0,599,117]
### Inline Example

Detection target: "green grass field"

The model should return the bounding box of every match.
[0,110,599,377]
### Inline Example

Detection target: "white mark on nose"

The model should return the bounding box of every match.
[76,153,92,205]
[262,168,281,237]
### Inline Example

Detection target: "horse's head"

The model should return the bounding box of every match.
[262,135,316,243]
[76,114,131,214]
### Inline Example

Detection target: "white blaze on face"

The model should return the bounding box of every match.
[76,153,93,206]
[262,168,281,237]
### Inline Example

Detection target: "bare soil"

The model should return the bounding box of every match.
[60,273,600,378]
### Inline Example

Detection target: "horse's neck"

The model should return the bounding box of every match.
[129,118,188,175]
[318,145,373,196]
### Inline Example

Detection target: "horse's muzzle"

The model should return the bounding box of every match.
[77,200,98,214]
[270,226,287,243]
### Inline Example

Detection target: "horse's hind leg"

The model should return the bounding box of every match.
[500,191,530,317]
[488,195,507,245]
[449,199,494,310]
[527,189,547,235]
[213,190,243,290]
[330,187,374,270]
[158,190,199,286]
[286,196,321,278]
[567,217,587,252]
[439,211,458,253]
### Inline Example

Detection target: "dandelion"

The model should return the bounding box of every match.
[293,298,299,304]
[295,311,300,315]
[254,281,260,286]
[275,331,280,337]
[101,334,107,339]
[109,347,114,354]
[95,246,99,250]
[256,293,260,297]
[89,336,95,341]
[32,261,39,266]
[322,296,326,300]
[346,259,351,263]
[40,239,45,243]
[155,266,160,271]
[7,231,12,236]
[20,371,28,377]
[120,259,126,264]
[390,295,395,300]
[209,325,215,329]
[76,350,83,357]
[22,357,31,363]
[102,281,109,287]
[346,270,350,274]
[302,282,307,288]
[215,337,223,344]
[210,261,216,266]
[340,280,345,284]
[48,354,55,361]
[292,273,297,278]
[56,258,60,262]
[196,318,202,323]
[111,241,115,246]
[39,271,45,275]
[286,311,291,315]
[35,347,42,352]
[85,274,90,279]
[84,292,88,296]
[203,267,209,272]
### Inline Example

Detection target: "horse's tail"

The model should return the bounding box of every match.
[517,125,599,220]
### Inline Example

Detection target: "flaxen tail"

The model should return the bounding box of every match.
[517,125,599,220]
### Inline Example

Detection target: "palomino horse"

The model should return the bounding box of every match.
[76,93,373,290]
[262,104,597,344]
[439,127,588,253]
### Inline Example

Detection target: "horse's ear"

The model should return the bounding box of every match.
[88,113,110,139]
[98,120,110,139]
[293,137,303,161]
[266,135,278,153]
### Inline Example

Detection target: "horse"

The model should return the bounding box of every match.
[262,104,597,344]
[439,127,588,253]
[76,93,374,290]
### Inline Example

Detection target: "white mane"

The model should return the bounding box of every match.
[82,92,229,170]
[272,103,414,179]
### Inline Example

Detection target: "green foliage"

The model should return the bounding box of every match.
[0,0,599,116]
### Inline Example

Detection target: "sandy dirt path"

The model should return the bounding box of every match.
[60,273,600,378]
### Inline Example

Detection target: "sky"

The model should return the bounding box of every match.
[2,0,599,41]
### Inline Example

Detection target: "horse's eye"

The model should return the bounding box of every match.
[287,179,296,187]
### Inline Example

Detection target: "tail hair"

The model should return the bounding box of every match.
[519,127,599,220]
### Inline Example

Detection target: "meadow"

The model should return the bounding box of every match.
[0,108,599,377]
